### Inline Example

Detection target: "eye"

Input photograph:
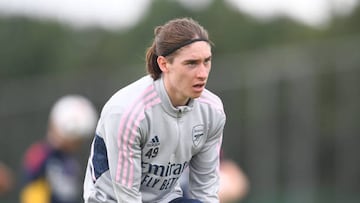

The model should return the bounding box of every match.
[186,60,198,67]
[204,58,211,66]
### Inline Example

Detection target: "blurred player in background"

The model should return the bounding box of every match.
[217,158,249,203]
[83,17,226,203]
[0,161,14,196]
[20,94,98,203]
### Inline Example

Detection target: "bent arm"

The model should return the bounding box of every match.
[102,113,143,202]
[189,115,225,203]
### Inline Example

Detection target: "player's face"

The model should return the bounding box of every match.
[163,41,212,106]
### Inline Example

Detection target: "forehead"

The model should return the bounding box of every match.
[174,41,212,60]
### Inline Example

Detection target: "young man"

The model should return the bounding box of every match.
[83,17,226,203]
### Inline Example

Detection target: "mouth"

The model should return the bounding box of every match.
[193,83,205,91]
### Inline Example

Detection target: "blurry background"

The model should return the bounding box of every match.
[0,0,359,202]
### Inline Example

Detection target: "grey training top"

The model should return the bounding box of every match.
[83,75,226,203]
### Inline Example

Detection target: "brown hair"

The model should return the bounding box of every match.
[145,17,211,80]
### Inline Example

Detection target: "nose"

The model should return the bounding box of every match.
[196,63,209,79]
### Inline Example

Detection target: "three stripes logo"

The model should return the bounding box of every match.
[145,135,160,159]
[147,135,160,147]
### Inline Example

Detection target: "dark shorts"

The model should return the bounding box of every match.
[169,197,202,203]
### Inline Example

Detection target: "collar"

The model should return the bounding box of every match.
[154,76,194,118]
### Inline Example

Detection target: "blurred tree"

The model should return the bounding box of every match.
[0,0,359,79]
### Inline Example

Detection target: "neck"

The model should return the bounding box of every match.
[162,79,188,107]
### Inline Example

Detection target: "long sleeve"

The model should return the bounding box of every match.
[188,113,225,203]
[101,112,143,202]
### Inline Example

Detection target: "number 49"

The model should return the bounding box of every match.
[145,147,159,159]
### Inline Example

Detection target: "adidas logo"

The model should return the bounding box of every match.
[147,135,160,147]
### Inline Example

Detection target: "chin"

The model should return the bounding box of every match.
[191,93,202,99]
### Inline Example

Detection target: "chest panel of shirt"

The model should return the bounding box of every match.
[141,107,209,165]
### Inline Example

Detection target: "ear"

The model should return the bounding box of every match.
[157,56,168,73]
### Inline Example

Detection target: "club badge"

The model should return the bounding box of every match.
[192,124,204,147]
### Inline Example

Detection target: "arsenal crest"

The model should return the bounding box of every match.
[192,124,204,146]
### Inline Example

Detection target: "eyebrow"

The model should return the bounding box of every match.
[204,56,212,61]
[183,56,212,64]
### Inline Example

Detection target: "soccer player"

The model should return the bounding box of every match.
[20,95,98,203]
[83,17,226,203]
